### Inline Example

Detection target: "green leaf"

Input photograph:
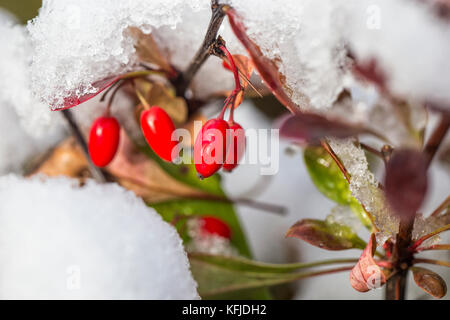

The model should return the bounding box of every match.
[303,146,372,228]
[141,146,224,196]
[286,219,367,251]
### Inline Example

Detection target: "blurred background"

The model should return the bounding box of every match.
[0,0,41,23]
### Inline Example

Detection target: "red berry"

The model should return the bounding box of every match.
[88,116,120,167]
[223,122,246,172]
[200,216,231,239]
[140,106,178,162]
[194,118,230,179]
[222,60,232,71]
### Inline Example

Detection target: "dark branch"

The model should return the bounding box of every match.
[61,110,107,183]
[173,0,226,97]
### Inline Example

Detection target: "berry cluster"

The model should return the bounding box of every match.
[88,44,246,180]
[194,113,245,179]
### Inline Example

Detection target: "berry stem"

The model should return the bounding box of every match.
[105,80,126,116]
[220,44,242,93]
[133,81,151,111]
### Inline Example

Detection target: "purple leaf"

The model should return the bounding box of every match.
[226,8,300,114]
[55,75,122,111]
[285,219,366,251]
[53,70,156,111]
[384,149,428,219]
[279,113,367,145]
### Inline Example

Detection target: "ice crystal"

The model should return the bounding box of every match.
[327,138,399,244]
[412,212,450,248]
[326,205,363,233]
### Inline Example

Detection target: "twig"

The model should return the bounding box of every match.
[430,195,450,216]
[413,258,450,268]
[320,141,351,182]
[409,224,450,251]
[320,140,378,230]
[61,110,107,183]
[173,0,226,97]
[415,244,450,252]
[360,142,384,159]
[201,265,354,297]
[423,115,450,168]
[116,174,286,215]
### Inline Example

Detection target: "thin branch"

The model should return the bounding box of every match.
[61,110,107,183]
[173,0,226,97]
[360,142,384,159]
[413,258,450,268]
[416,244,450,252]
[409,224,450,251]
[201,265,354,297]
[430,195,450,216]
[321,140,378,231]
[320,141,351,183]
[423,114,450,168]
[116,174,286,215]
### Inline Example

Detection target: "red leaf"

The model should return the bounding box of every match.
[226,8,300,114]
[384,149,428,219]
[352,58,387,90]
[350,234,386,292]
[54,70,156,111]
[279,113,368,145]
[56,75,121,111]
[412,267,447,299]
[285,219,366,251]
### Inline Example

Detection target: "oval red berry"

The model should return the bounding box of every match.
[223,122,246,172]
[200,216,231,239]
[88,116,121,167]
[194,118,230,179]
[140,106,178,162]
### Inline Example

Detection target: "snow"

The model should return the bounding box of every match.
[327,138,399,244]
[0,15,64,137]
[0,12,65,175]
[28,0,450,113]
[232,0,450,109]
[27,0,237,109]
[0,175,198,299]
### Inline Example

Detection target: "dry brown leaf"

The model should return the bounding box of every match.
[31,138,90,179]
[350,234,387,292]
[146,82,188,125]
[128,27,174,75]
